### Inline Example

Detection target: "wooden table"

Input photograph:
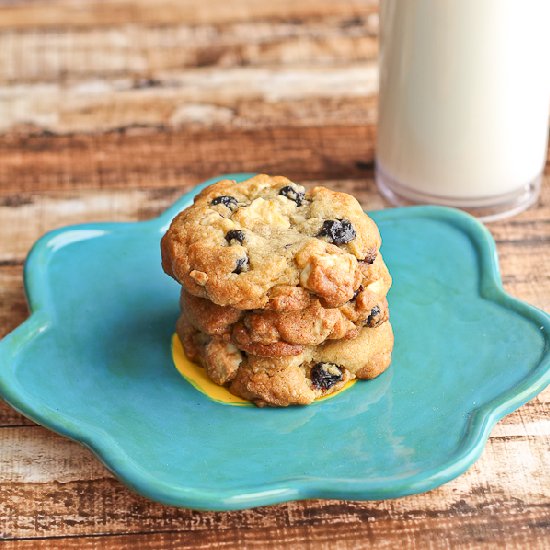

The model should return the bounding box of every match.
[0,1,548,547]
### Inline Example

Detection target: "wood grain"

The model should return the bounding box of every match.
[0,18,379,84]
[0,0,549,547]
[0,67,378,133]
[0,126,378,195]
[2,511,549,550]
[0,0,378,30]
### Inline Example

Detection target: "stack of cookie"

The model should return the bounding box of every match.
[161,174,393,407]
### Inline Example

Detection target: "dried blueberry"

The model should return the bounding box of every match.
[317,219,356,245]
[359,249,378,264]
[279,185,305,206]
[310,362,343,391]
[366,305,381,327]
[232,256,249,274]
[211,195,238,210]
[225,229,245,244]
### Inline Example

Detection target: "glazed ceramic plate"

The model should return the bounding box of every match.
[0,174,549,511]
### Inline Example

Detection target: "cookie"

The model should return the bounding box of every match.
[176,315,242,386]
[179,253,392,356]
[162,174,381,310]
[177,316,394,407]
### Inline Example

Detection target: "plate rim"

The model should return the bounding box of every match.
[0,172,549,510]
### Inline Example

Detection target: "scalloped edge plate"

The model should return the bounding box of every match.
[0,173,549,510]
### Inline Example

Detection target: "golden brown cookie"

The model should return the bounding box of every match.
[162,174,381,309]
[177,317,394,407]
[178,253,391,356]
[176,316,242,386]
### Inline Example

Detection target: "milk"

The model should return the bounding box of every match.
[376,0,550,212]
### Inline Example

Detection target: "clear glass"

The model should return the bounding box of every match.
[376,0,550,221]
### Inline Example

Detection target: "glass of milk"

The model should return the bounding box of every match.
[376,0,550,221]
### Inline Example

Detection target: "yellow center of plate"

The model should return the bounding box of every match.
[171,334,356,406]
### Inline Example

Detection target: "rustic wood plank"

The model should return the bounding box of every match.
[0,18,379,84]
[0,427,112,485]
[0,75,378,134]
[0,70,378,134]
[1,515,549,550]
[498,246,550,313]
[0,401,34,428]
[0,188,176,264]
[0,264,27,340]
[0,125,377,194]
[0,424,548,543]
[0,125,547,199]
[0,0,378,30]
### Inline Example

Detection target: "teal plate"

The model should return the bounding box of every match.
[0,173,549,511]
